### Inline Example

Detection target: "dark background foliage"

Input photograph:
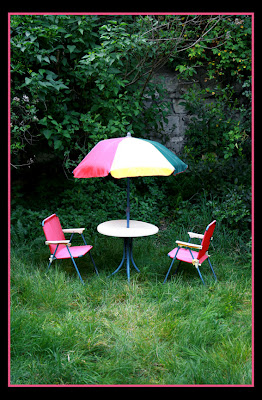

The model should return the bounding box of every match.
[10,14,251,246]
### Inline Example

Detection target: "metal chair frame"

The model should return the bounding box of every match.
[42,214,98,284]
[164,221,217,285]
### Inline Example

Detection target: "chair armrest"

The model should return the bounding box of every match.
[62,228,85,234]
[176,240,202,250]
[187,232,204,239]
[45,240,71,246]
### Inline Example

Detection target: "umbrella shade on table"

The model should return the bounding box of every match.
[73,134,188,179]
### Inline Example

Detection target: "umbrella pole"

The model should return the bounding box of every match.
[127,177,130,228]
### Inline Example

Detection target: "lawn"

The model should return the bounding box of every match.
[10,226,252,386]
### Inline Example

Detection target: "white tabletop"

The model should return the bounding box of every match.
[97,220,159,238]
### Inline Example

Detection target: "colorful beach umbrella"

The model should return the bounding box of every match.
[73,132,188,226]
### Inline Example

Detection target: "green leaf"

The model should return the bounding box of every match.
[46,72,58,80]
[63,131,71,138]
[42,129,52,139]
[38,69,46,76]
[57,82,69,90]
[107,67,121,74]
[25,77,32,85]
[50,55,57,62]
[54,139,62,149]
[97,83,105,91]
[39,81,52,88]
[38,117,47,126]
[67,45,76,54]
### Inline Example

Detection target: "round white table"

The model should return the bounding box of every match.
[97,220,159,282]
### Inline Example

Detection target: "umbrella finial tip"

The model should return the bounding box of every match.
[126,132,132,137]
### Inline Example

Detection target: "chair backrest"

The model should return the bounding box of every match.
[197,220,216,261]
[42,214,65,254]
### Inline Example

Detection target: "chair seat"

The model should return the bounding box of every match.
[168,247,208,264]
[56,245,93,259]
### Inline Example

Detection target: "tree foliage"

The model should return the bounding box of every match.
[11,15,251,166]
[10,14,252,233]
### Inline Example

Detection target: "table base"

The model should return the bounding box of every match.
[108,237,140,282]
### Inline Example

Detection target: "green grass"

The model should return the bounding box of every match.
[10,227,252,385]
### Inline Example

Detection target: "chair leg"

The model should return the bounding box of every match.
[208,258,217,281]
[164,247,180,283]
[81,233,87,245]
[66,246,84,284]
[174,260,182,275]
[47,254,53,271]
[196,267,205,285]
[89,251,99,275]
[80,234,99,276]
[47,258,53,271]
[47,245,59,272]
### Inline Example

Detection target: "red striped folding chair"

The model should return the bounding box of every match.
[164,220,217,285]
[42,213,98,284]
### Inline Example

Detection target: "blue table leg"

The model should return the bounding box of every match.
[108,238,126,277]
[126,238,130,282]
[130,238,140,272]
[108,237,140,281]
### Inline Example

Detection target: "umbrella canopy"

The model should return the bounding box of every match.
[73,134,188,179]
[73,133,188,227]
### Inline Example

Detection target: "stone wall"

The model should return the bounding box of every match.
[144,67,191,153]
[145,66,243,154]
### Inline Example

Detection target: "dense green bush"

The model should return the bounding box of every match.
[10,15,172,165]
[11,176,170,245]
[10,14,252,242]
[181,84,250,162]
[11,15,251,163]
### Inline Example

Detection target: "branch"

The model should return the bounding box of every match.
[176,16,222,53]
[11,158,34,169]
[141,22,171,37]
[124,15,226,91]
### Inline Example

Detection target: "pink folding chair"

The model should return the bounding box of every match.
[42,213,98,284]
[164,220,217,285]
